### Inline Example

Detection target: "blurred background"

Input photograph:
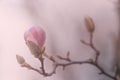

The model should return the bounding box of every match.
[0,0,119,80]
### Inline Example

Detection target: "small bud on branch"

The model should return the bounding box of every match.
[84,16,95,34]
[16,55,25,64]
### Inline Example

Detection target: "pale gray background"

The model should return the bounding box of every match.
[0,0,119,80]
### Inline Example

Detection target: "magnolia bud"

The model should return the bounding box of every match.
[16,55,25,64]
[84,16,95,33]
[24,26,46,58]
[24,26,46,49]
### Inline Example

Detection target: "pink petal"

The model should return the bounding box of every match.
[24,26,46,49]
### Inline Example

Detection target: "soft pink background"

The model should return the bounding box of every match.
[0,0,119,80]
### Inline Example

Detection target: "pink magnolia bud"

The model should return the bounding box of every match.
[24,26,46,49]
[24,27,46,58]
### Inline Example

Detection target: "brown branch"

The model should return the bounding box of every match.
[81,31,99,63]
[27,66,42,75]
[40,59,115,79]
[21,56,116,79]
[55,52,71,62]
[16,16,118,80]
[21,63,43,75]
[39,58,46,75]
[89,33,100,63]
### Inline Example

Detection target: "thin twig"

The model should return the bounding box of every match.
[22,63,43,75]
[44,60,115,79]
[39,58,46,74]
[89,33,100,63]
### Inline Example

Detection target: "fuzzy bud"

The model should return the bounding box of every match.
[26,40,42,58]
[16,55,25,64]
[84,16,95,33]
